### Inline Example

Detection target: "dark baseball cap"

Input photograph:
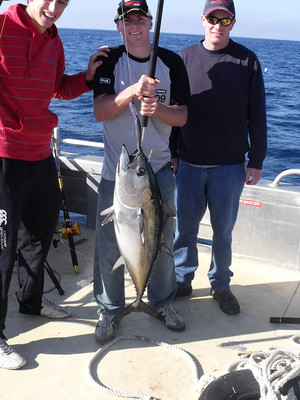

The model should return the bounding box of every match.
[203,0,235,17]
[114,0,152,22]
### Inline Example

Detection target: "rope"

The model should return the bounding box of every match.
[226,346,300,400]
[87,335,202,400]
[291,335,300,349]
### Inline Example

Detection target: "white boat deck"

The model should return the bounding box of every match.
[2,226,300,400]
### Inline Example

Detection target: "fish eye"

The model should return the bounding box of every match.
[137,168,146,177]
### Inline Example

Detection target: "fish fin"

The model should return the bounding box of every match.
[111,299,162,323]
[161,242,173,258]
[100,205,114,216]
[100,207,115,226]
[162,202,175,226]
[111,256,124,272]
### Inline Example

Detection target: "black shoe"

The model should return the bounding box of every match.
[175,284,192,298]
[211,289,240,315]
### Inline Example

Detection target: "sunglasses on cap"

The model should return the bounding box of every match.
[206,16,234,26]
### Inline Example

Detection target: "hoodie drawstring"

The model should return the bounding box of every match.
[0,11,7,40]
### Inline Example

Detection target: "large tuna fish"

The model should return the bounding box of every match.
[101,108,174,322]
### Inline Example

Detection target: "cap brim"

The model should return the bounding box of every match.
[114,8,152,21]
[205,8,235,17]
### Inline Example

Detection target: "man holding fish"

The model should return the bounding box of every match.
[93,0,191,343]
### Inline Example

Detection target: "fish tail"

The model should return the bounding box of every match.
[111,299,162,323]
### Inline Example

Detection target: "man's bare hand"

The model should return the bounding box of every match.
[246,167,262,185]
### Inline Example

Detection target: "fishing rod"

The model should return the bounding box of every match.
[270,317,300,325]
[52,135,80,274]
[141,0,164,140]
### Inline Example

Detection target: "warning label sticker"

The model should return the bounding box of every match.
[239,198,262,208]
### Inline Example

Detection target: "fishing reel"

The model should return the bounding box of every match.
[53,222,81,248]
[60,222,81,239]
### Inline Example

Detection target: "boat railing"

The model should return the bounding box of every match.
[270,169,300,187]
[53,127,104,155]
[53,127,300,188]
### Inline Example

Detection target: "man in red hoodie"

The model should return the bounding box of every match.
[0,0,104,369]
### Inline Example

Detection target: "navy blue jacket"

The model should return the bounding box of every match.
[172,39,267,169]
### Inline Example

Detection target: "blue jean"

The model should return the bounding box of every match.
[93,167,177,316]
[174,160,245,291]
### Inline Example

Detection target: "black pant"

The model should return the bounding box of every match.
[0,156,60,339]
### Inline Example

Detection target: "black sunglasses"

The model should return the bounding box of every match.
[206,16,234,26]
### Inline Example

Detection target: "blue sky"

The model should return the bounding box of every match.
[2,0,300,41]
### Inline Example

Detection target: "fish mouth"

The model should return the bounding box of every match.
[118,145,130,174]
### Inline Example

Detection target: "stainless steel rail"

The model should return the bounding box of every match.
[53,127,104,155]
[270,169,300,187]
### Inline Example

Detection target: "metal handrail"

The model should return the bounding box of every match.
[53,128,299,187]
[60,138,104,149]
[53,127,104,156]
[270,169,300,187]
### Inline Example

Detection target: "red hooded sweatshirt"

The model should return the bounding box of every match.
[0,4,90,161]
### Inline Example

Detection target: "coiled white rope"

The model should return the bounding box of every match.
[227,346,300,400]
[88,335,202,400]
[291,334,300,349]
[196,337,300,399]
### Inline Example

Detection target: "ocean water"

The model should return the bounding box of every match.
[50,29,300,184]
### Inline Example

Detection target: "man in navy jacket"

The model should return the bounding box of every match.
[173,0,267,315]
